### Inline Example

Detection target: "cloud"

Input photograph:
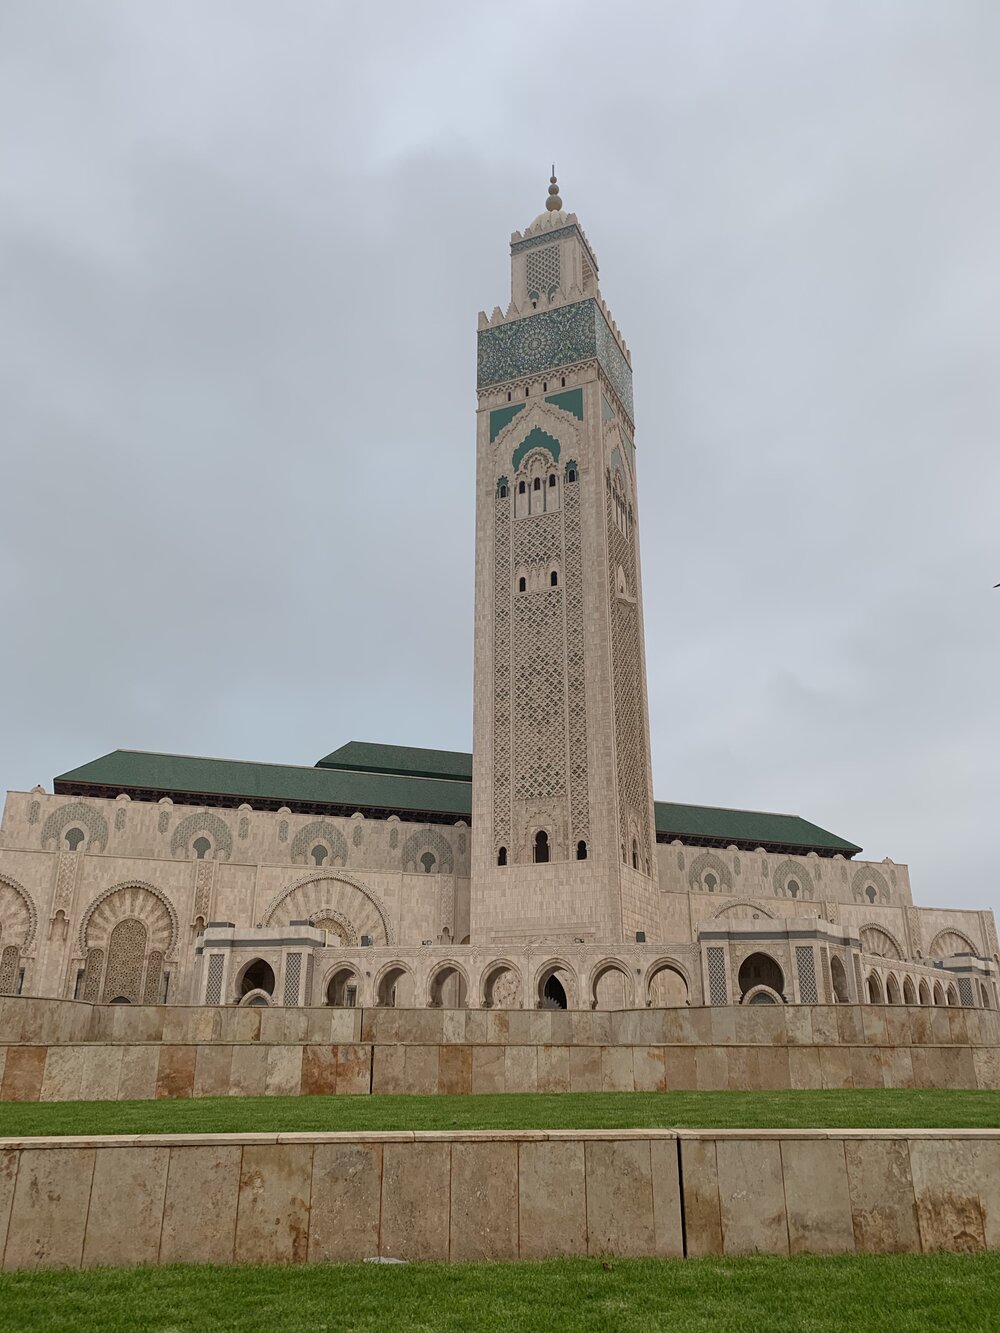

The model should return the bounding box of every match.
[1,1,997,913]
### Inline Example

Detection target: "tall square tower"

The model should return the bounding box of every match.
[471,177,657,947]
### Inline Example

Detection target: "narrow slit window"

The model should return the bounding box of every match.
[550,570,558,587]
[518,577,526,593]
[497,847,507,866]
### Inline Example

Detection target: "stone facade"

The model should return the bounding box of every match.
[0,180,995,1013]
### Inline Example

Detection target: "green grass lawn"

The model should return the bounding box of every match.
[0,1088,996,1137]
[0,1252,996,1332]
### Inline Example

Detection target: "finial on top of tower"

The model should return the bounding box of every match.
[546,166,562,212]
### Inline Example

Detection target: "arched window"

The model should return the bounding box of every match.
[632,839,639,870]
[525,386,530,398]
[704,872,717,892]
[550,570,558,587]
[420,851,436,874]
[560,376,565,387]
[542,382,547,392]
[549,474,556,487]
[507,391,512,402]
[65,827,85,851]
[311,845,328,866]
[518,576,527,593]
[576,840,587,861]
[518,480,526,494]
[865,886,877,904]
[533,830,549,864]
[498,483,508,498]
[497,846,507,867]
[567,468,577,482]
[533,477,541,491]
[193,837,211,860]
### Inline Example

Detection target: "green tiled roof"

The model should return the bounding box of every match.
[54,751,472,821]
[53,744,861,856]
[315,741,473,783]
[653,800,861,856]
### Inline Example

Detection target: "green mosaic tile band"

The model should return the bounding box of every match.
[512,426,561,473]
[489,403,525,442]
[478,299,633,420]
[543,387,584,421]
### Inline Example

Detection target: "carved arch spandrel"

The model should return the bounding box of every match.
[79,881,178,957]
[0,874,38,952]
[262,871,394,946]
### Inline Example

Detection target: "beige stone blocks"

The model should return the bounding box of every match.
[0,1131,994,1269]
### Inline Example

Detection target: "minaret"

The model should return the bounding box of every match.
[471,174,657,949]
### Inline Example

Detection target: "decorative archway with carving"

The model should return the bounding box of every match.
[533,958,578,1009]
[41,802,109,853]
[400,828,454,875]
[928,928,979,959]
[262,871,394,946]
[0,873,38,952]
[712,899,775,921]
[741,984,784,1005]
[588,958,634,1010]
[290,821,348,867]
[686,851,732,895]
[480,959,523,1009]
[771,859,815,901]
[427,959,471,1008]
[858,922,906,961]
[79,881,178,1005]
[851,866,891,905]
[169,812,233,862]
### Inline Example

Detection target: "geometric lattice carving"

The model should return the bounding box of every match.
[290,822,348,867]
[958,977,974,1008]
[400,829,453,875]
[157,808,170,834]
[606,476,651,868]
[707,947,728,1005]
[193,860,214,925]
[563,468,590,844]
[512,585,566,801]
[279,820,288,843]
[101,917,148,1004]
[41,802,108,852]
[205,954,225,1005]
[687,852,732,895]
[795,946,818,1004]
[351,824,364,848]
[28,801,40,825]
[114,805,127,832]
[0,945,20,995]
[284,952,302,1006]
[82,947,104,1003]
[526,244,560,299]
[143,950,165,1004]
[492,489,512,853]
[238,815,249,840]
[170,812,232,862]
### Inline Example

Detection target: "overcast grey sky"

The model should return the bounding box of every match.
[1,1,997,912]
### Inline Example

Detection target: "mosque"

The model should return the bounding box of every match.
[0,178,996,1015]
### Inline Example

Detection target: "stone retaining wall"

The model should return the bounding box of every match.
[0,1129,996,1269]
[2,995,998,1049]
[0,1037,997,1102]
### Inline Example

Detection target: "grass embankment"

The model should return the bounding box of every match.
[0,1088,997,1137]
[0,1253,997,1332]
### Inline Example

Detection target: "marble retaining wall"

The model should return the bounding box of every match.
[0,1129,996,1269]
[1,996,998,1050]
[0,1037,997,1102]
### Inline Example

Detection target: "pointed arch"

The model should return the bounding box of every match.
[644,958,690,1007]
[589,958,634,1010]
[427,959,470,1009]
[481,959,522,1009]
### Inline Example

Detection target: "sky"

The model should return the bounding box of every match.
[1,1,997,914]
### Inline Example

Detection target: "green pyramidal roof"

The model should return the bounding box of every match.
[52,742,862,856]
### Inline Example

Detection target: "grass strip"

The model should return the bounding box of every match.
[0,1252,997,1331]
[0,1088,996,1137]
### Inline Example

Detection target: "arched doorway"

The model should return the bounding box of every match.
[738,952,784,1001]
[645,961,688,1008]
[428,964,469,1009]
[542,974,567,1009]
[902,977,916,1006]
[918,979,930,1006]
[481,962,521,1009]
[237,958,275,1001]
[590,961,632,1010]
[946,984,959,1007]
[886,974,901,1005]
[326,966,360,1007]
[830,956,850,1004]
[536,961,574,1010]
[376,964,413,1008]
[866,973,884,1004]
[933,981,945,1006]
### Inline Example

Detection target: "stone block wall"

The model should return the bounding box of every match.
[0,1129,996,1269]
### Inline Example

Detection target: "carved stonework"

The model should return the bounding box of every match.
[906,907,924,958]
[193,860,215,925]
